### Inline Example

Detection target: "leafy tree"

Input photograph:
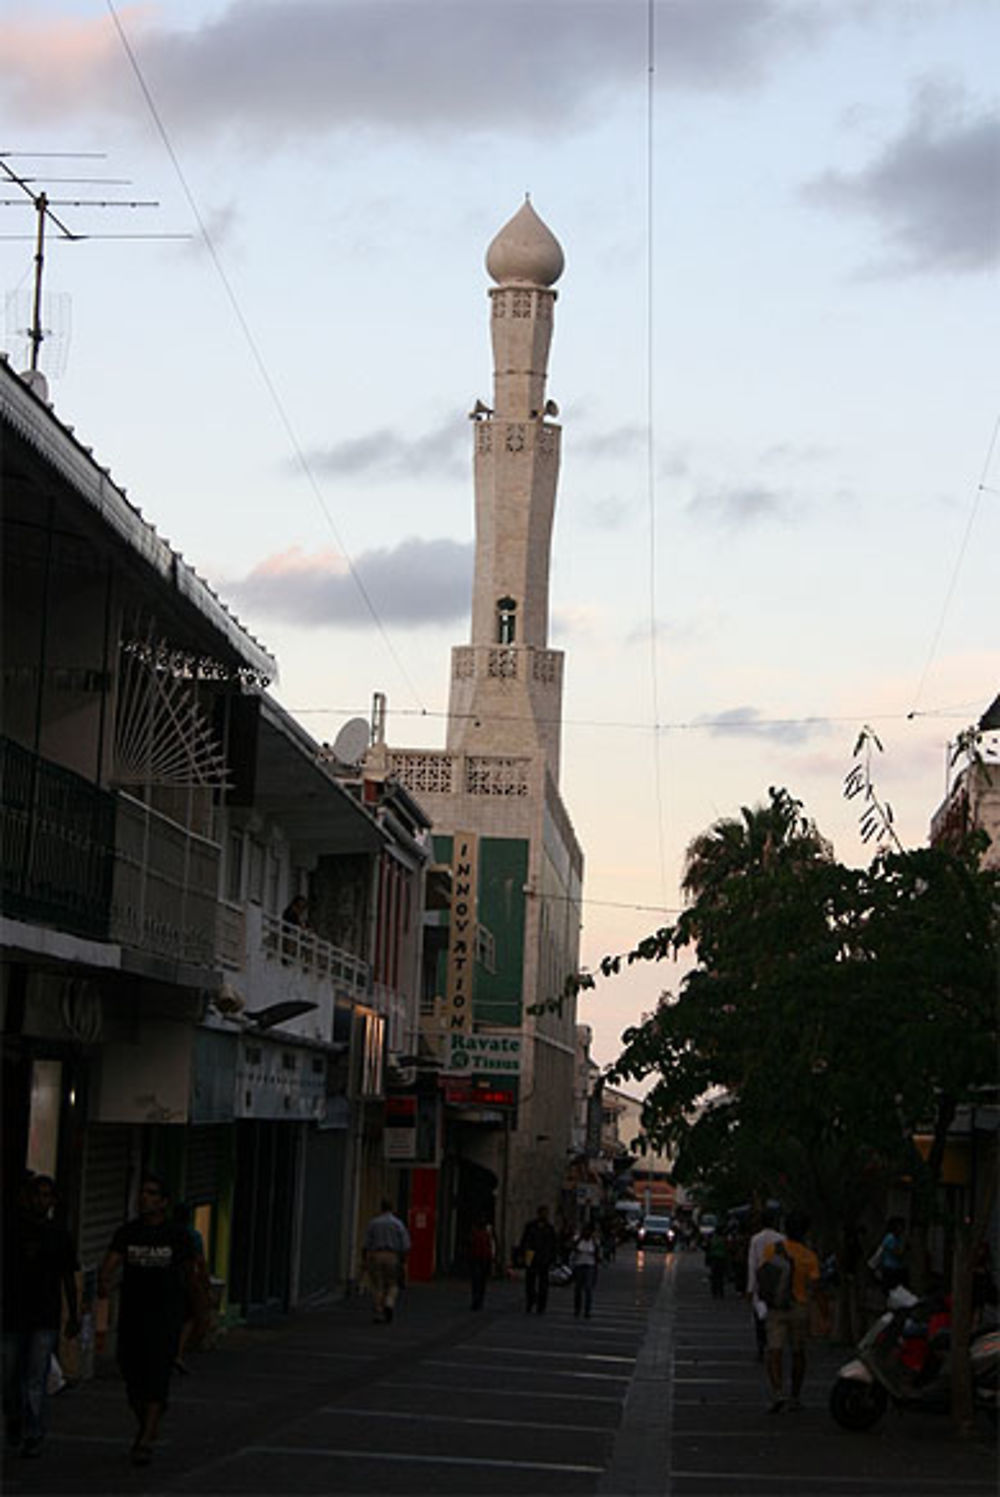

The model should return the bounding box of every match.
[602,782,998,1431]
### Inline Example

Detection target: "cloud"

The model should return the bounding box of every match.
[226,537,471,627]
[695,706,832,746]
[0,2,829,140]
[624,613,715,649]
[552,603,604,641]
[576,424,647,461]
[177,201,241,258]
[801,86,1000,276]
[758,441,832,467]
[583,495,633,530]
[300,418,467,482]
[686,483,787,526]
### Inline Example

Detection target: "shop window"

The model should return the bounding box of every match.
[27,1059,62,1178]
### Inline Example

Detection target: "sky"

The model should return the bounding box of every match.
[2,0,997,1070]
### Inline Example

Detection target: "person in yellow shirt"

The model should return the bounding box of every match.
[762,1210,828,1412]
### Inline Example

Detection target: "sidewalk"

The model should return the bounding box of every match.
[1,1273,503,1495]
[660,1251,997,1497]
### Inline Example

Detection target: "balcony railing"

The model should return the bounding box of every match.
[1,736,114,941]
[109,793,220,968]
[216,900,246,971]
[2,739,222,970]
[259,911,369,997]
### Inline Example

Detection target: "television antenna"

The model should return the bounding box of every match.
[0,150,191,374]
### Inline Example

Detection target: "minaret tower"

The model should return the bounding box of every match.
[447,198,566,783]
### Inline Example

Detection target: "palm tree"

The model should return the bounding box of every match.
[682,786,832,906]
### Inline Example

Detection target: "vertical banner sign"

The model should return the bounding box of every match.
[445,832,478,1063]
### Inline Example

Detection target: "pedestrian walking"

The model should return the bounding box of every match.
[1,1174,80,1458]
[867,1215,907,1294]
[707,1229,729,1298]
[728,1222,749,1291]
[760,1209,828,1413]
[519,1205,558,1315]
[468,1214,496,1311]
[572,1220,599,1319]
[746,1206,784,1361]
[362,1199,411,1324]
[96,1173,194,1466]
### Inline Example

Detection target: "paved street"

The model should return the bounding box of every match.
[2,1249,994,1496]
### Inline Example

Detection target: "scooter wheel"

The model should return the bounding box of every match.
[829,1376,888,1431]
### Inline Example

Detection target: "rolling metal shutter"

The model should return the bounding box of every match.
[78,1124,133,1270]
[184,1124,226,1205]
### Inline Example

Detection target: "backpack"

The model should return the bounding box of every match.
[757,1241,793,1310]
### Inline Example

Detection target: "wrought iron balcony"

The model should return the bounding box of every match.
[1,736,114,941]
[2,737,221,969]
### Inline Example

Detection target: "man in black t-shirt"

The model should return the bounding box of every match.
[98,1173,192,1467]
[1,1174,79,1457]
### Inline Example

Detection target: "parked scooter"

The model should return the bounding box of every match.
[830,1285,1000,1431]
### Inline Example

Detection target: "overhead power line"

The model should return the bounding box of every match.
[644,0,670,917]
[104,0,426,714]
[288,702,979,733]
[909,407,1000,716]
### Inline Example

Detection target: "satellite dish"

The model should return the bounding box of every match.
[332,717,370,766]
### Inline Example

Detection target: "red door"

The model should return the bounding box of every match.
[407,1168,438,1281]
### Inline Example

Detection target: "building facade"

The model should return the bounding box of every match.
[0,356,430,1366]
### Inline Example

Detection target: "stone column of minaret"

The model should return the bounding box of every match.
[374,200,583,1239]
[446,197,566,782]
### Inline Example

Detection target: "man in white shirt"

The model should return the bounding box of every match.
[362,1200,411,1324]
[746,1206,784,1361]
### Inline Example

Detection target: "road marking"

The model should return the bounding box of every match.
[450,1344,635,1363]
[249,1348,378,1360]
[246,1444,603,1473]
[381,1378,622,1402]
[674,1376,754,1384]
[319,1406,609,1434]
[423,1357,629,1381]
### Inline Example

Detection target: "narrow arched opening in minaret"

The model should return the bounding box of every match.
[496,596,517,645]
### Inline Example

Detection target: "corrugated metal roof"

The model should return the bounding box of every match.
[0,356,278,684]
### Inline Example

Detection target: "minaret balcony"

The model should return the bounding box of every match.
[452,644,563,686]
[387,749,534,801]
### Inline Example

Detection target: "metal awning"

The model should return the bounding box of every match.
[1,358,277,684]
[254,696,384,855]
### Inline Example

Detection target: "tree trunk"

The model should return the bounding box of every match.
[950,1156,997,1438]
[910,1096,957,1293]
